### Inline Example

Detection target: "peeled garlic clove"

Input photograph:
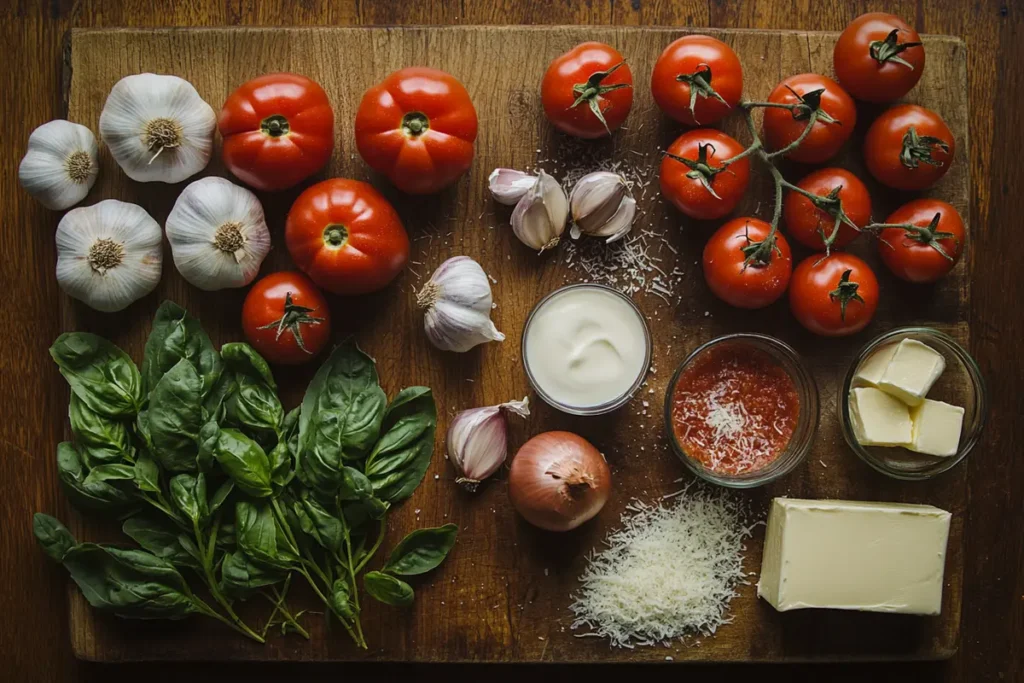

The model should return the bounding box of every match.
[418,256,505,353]
[447,397,530,491]
[488,168,537,205]
[510,170,567,253]
[56,200,163,313]
[18,120,99,211]
[569,171,636,243]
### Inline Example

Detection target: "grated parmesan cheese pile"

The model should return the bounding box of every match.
[569,487,757,648]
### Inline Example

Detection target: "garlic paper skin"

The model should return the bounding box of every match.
[447,397,530,491]
[510,169,568,253]
[417,256,505,352]
[56,200,163,312]
[18,120,99,210]
[166,177,271,291]
[99,74,216,184]
[569,171,637,243]
[488,168,537,205]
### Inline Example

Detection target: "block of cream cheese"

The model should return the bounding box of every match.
[877,338,946,406]
[758,498,951,615]
[849,387,912,447]
[851,343,898,388]
[910,399,965,457]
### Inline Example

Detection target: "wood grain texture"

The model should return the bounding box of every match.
[59,24,968,664]
[1,1,1020,683]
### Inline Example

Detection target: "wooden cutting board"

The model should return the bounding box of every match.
[61,25,970,663]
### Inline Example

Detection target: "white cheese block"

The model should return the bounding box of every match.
[910,399,965,457]
[877,338,946,406]
[757,498,951,615]
[852,343,898,388]
[849,387,912,447]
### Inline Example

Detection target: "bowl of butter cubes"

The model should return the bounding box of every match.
[840,327,988,479]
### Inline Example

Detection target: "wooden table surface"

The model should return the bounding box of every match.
[1,1,1020,682]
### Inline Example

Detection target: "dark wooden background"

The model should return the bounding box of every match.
[1,1,1020,682]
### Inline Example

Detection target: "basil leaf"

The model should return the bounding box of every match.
[57,442,135,511]
[196,419,219,472]
[268,442,294,489]
[33,513,77,563]
[342,497,389,530]
[330,578,356,620]
[50,333,141,417]
[338,466,374,501]
[212,429,273,498]
[236,501,298,571]
[220,550,287,600]
[208,479,234,516]
[202,371,234,423]
[169,473,209,525]
[141,301,222,399]
[365,387,437,504]
[133,452,161,493]
[298,491,344,558]
[382,524,458,576]
[136,410,153,450]
[148,359,203,473]
[217,521,237,549]
[122,515,200,569]
[83,463,136,493]
[69,394,132,466]
[363,571,414,607]
[223,344,284,441]
[221,343,276,389]
[177,534,204,566]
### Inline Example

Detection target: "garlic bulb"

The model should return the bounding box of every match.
[488,168,537,205]
[18,120,99,210]
[417,256,504,352]
[569,171,637,243]
[447,397,530,491]
[99,74,216,184]
[56,200,163,313]
[510,170,568,253]
[166,177,271,291]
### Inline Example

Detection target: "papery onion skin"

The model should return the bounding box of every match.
[508,431,611,532]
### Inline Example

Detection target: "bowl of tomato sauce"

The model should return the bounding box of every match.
[664,333,819,488]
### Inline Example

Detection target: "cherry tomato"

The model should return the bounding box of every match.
[285,179,410,295]
[541,42,633,139]
[789,253,879,337]
[864,104,954,190]
[782,168,871,250]
[878,199,965,283]
[660,129,750,220]
[218,73,334,192]
[242,272,331,365]
[762,74,856,164]
[650,35,743,126]
[355,67,478,195]
[834,13,925,103]
[703,218,793,309]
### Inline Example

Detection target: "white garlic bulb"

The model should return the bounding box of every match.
[510,170,568,253]
[165,177,271,291]
[417,256,504,353]
[56,200,163,312]
[99,74,216,184]
[18,120,99,210]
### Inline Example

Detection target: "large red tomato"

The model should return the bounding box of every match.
[660,129,750,220]
[541,42,634,139]
[782,168,871,251]
[285,179,410,295]
[242,272,331,365]
[650,35,743,126]
[354,67,478,195]
[762,74,856,164]
[703,218,793,309]
[834,13,925,103]
[218,73,334,192]
[878,199,965,283]
[789,253,879,337]
[864,104,954,191]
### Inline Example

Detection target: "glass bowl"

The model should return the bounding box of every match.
[839,327,988,480]
[664,333,819,488]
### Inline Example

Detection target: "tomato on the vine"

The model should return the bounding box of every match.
[703,218,793,309]
[660,129,750,220]
[218,73,334,192]
[789,253,879,337]
[864,104,954,190]
[541,42,633,139]
[355,67,478,195]
[834,12,925,103]
[650,35,742,126]
[762,73,856,164]
[285,179,410,295]
[782,168,871,250]
[242,272,331,365]
[878,199,965,283]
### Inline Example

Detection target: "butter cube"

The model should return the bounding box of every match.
[910,399,965,457]
[852,343,898,388]
[877,339,945,406]
[849,387,912,447]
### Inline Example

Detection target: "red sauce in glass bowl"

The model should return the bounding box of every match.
[670,342,800,475]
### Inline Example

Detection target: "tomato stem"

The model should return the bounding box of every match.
[900,125,951,169]
[261,114,290,138]
[569,61,632,136]
[869,28,922,69]
[828,269,865,322]
[401,111,430,137]
[255,292,327,355]
[864,213,959,262]
[675,63,729,124]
